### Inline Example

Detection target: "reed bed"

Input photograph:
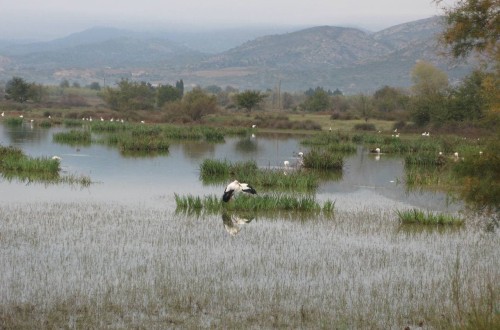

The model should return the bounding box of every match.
[302,148,344,170]
[2,117,24,126]
[396,208,464,226]
[0,203,497,329]
[0,144,91,186]
[63,119,85,127]
[199,159,258,178]
[89,121,129,132]
[174,193,334,214]
[0,145,59,174]
[53,130,91,145]
[113,134,170,152]
[199,159,319,190]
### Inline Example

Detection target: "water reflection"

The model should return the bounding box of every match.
[222,211,255,236]
[0,124,464,213]
[235,137,258,153]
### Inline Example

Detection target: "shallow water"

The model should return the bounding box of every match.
[1,124,497,329]
[0,124,460,212]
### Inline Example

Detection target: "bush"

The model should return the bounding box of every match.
[354,123,376,131]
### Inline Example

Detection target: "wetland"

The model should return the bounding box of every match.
[0,121,498,329]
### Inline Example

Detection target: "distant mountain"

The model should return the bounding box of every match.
[0,17,475,92]
[199,26,393,69]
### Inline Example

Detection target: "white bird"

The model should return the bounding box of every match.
[252,124,256,128]
[298,151,304,157]
[422,132,427,136]
[140,120,145,124]
[394,128,397,133]
[19,115,23,118]
[375,148,381,153]
[426,132,430,136]
[439,151,443,156]
[51,156,61,161]
[1,111,4,117]
[101,117,104,121]
[222,180,257,202]
[284,160,290,168]
[479,151,483,156]
[454,152,459,158]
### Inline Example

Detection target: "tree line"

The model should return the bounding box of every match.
[1,0,497,128]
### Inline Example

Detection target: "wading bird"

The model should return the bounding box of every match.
[222,180,257,202]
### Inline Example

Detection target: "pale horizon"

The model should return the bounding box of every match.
[0,0,456,41]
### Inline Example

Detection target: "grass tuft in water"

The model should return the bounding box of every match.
[3,117,24,126]
[0,144,91,186]
[175,193,335,214]
[302,149,343,170]
[396,208,464,226]
[53,130,91,145]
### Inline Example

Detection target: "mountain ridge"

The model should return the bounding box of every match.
[0,17,474,93]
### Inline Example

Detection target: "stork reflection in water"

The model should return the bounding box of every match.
[222,212,254,236]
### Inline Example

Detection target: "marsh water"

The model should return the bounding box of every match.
[2,123,499,329]
[0,123,459,213]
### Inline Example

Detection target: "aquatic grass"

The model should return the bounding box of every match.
[53,130,91,145]
[63,119,85,127]
[256,169,319,190]
[38,120,53,128]
[302,149,344,170]
[3,117,23,126]
[0,144,91,186]
[203,128,225,143]
[199,159,258,178]
[174,193,334,214]
[396,208,464,226]
[404,152,447,166]
[163,125,203,140]
[0,203,498,329]
[90,121,130,132]
[199,159,319,190]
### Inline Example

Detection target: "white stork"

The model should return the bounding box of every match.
[222,180,257,202]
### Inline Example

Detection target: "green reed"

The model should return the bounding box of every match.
[302,149,343,170]
[90,121,129,132]
[0,145,59,174]
[0,144,91,186]
[255,169,319,190]
[174,193,335,214]
[116,134,170,152]
[199,159,319,190]
[199,159,258,178]
[53,130,91,145]
[3,117,24,126]
[396,208,464,226]
[63,119,85,127]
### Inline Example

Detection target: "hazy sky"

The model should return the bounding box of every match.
[1,0,456,40]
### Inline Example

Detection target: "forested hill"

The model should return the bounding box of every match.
[0,17,474,93]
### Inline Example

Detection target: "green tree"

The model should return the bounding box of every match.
[448,70,490,121]
[410,61,450,126]
[175,79,184,97]
[373,85,409,112]
[435,0,499,118]
[234,90,266,112]
[5,77,30,103]
[354,94,373,122]
[157,84,182,107]
[60,79,70,88]
[101,79,155,111]
[89,82,101,91]
[435,0,499,61]
[302,88,330,112]
[164,88,217,121]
